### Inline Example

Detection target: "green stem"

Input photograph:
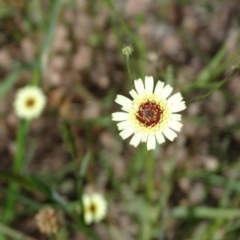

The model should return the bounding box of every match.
[1,120,30,224]
[126,56,134,84]
[49,234,54,240]
[103,0,146,77]
[60,121,76,162]
[32,0,62,86]
[157,158,177,240]
[145,151,155,201]
[14,120,30,170]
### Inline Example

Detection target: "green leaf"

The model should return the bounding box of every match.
[0,71,19,102]
[0,223,35,240]
[195,46,227,85]
[171,207,240,219]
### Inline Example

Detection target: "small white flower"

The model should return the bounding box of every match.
[13,85,47,120]
[112,76,186,150]
[82,193,107,225]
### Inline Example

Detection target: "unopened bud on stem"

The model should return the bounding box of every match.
[122,44,134,58]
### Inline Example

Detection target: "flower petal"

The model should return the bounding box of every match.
[134,78,144,95]
[169,121,183,132]
[171,114,181,121]
[112,112,128,121]
[154,81,164,95]
[168,92,183,104]
[84,212,93,225]
[161,84,173,99]
[117,120,131,130]
[156,132,165,144]
[141,133,148,142]
[121,105,130,112]
[119,128,134,139]
[82,195,93,224]
[145,76,154,93]
[147,135,156,150]
[163,128,177,141]
[171,102,186,113]
[129,89,138,99]
[115,95,132,107]
[91,194,107,223]
[130,132,142,147]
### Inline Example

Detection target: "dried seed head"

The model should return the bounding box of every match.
[35,207,60,235]
[122,44,134,58]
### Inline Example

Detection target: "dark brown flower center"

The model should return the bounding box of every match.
[26,97,35,108]
[89,203,96,214]
[136,101,162,127]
